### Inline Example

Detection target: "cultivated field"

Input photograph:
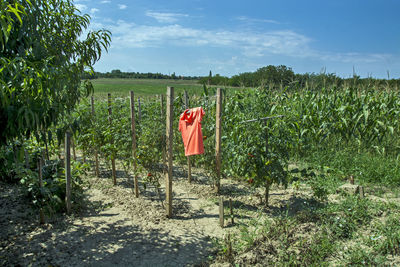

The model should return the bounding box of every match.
[91,78,208,98]
[1,78,400,266]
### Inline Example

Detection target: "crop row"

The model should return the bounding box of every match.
[71,86,400,204]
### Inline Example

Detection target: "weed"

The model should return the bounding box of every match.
[321,196,372,239]
[375,215,400,255]
[345,245,386,265]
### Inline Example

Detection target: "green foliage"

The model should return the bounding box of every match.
[368,214,400,256]
[0,0,111,144]
[308,175,330,201]
[0,138,88,215]
[321,196,372,239]
[88,70,200,80]
[23,159,87,215]
[197,64,400,91]
[75,95,167,189]
[305,146,400,186]
[344,246,386,266]
[136,99,165,174]
[223,88,289,203]
[221,194,399,266]
[81,81,400,201]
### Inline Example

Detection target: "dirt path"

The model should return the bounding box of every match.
[0,166,226,266]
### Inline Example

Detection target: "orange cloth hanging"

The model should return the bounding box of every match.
[179,107,205,156]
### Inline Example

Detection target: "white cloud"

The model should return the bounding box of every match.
[91,19,391,66]
[318,52,392,64]
[146,11,189,23]
[101,0,111,3]
[90,8,100,14]
[118,4,127,10]
[104,20,310,58]
[236,16,280,25]
[75,3,87,12]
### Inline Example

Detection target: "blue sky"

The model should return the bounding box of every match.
[76,0,400,78]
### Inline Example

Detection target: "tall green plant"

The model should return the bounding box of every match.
[0,0,111,144]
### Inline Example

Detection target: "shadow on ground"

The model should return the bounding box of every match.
[0,183,216,267]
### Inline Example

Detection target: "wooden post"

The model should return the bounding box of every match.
[229,198,234,225]
[72,136,76,161]
[264,121,270,206]
[184,90,192,183]
[38,156,45,224]
[165,87,174,217]
[91,96,100,177]
[219,197,224,227]
[215,88,222,193]
[359,186,364,198]
[108,93,117,185]
[161,94,166,174]
[130,91,139,198]
[187,153,192,183]
[138,97,142,121]
[264,121,269,155]
[65,131,71,215]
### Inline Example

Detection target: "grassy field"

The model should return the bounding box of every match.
[91,78,207,98]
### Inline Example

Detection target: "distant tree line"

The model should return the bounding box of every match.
[199,65,400,90]
[87,66,400,90]
[83,69,200,80]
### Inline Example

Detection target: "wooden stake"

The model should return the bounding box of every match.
[184,90,192,183]
[264,121,270,206]
[72,136,76,161]
[130,91,139,198]
[215,88,222,193]
[187,157,192,183]
[65,131,72,215]
[108,93,117,185]
[161,94,166,174]
[219,197,224,227]
[91,96,100,177]
[38,156,45,224]
[229,198,234,225]
[359,186,364,198]
[165,87,174,218]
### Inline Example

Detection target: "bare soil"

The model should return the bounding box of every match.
[0,159,307,267]
[2,163,397,266]
[0,164,226,266]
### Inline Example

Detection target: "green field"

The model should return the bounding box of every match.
[91,78,207,98]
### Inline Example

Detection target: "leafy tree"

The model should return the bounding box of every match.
[254,65,295,88]
[0,0,111,144]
